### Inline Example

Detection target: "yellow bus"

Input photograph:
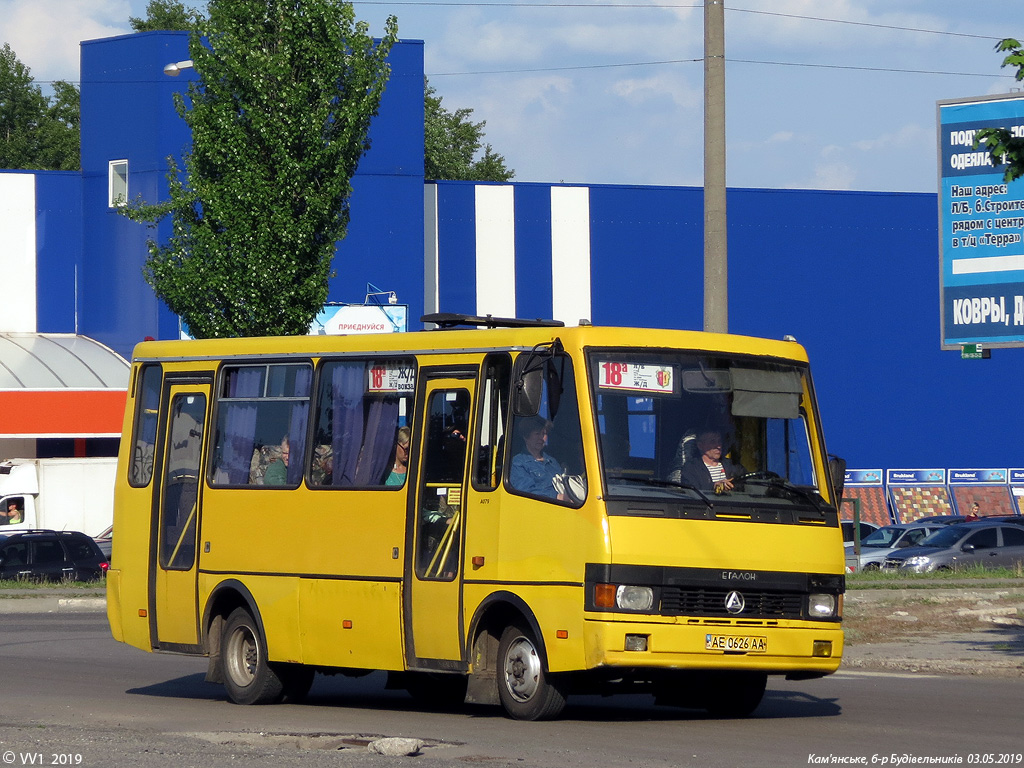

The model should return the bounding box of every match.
[106,314,847,720]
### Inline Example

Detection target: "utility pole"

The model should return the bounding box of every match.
[703,0,727,333]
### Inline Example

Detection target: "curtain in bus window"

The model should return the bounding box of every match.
[353,396,399,485]
[218,403,259,484]
[214,367,263,484]
[329,362,365,486]
[227,367,263,397]
[285,368,312,485]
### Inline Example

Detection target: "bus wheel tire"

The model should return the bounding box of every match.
[274,663,315,703]
[222,607,284,705]
[497,623,566,721]
[704,672,766,718]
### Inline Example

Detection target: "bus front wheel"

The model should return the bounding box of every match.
[497,623,566,721]
[703,671,767,718]
[222,607,284,705]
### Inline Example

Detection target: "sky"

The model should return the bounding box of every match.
[1,0,1021,192]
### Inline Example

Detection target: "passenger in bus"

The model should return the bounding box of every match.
[680,430,744,493]
[262,437,290,486]
[311,444,333,485]
[510,416,566,500]
[385,426,411,486]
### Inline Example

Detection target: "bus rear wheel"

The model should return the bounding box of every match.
[222,607,284,705]
[497,623,566,721]
[274,663,315,703]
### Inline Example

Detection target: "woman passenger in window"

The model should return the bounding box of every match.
[385,426,411,486]
[510,416,566,500]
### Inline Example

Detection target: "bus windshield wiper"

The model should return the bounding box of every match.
[741,474,829,512]
[607,475,714,510]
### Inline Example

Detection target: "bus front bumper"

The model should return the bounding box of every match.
[580,617,844,676]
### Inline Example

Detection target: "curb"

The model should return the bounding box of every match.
[0,595,106,614]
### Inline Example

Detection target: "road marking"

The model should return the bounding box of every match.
[832,670,943,680]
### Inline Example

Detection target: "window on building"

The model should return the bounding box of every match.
[108,160,128,207]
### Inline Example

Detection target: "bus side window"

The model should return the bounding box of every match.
[506,353,586,505]
[310,359,415,488]
[473,353,511,491]
[129,364,162,487]
[209,363,312,487]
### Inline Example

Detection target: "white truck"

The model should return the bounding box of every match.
[0,458,116,537]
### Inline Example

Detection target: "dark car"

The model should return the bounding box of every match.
[912,515,968,525]
[881,520,1024,573]
[0,529,109,582]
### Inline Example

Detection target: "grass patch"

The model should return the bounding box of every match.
[848,562,1024,588]
[0,578,104,592]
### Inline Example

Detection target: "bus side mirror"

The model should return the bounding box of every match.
[513,369,543,417]
[828,455,846,504]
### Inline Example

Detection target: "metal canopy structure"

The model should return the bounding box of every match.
[0,334,129,439]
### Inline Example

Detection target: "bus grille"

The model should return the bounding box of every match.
[660,587,804,619]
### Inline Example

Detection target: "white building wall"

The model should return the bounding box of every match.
[0,174,37,332]
[474,185,517,318]
[550,186,592,327]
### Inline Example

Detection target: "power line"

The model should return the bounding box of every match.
[430,57,700,75]
[728,7,1006,41]
[352,0,1008,42]
[429,58,1016,78]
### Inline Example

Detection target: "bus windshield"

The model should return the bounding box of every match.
[588,350,828,511]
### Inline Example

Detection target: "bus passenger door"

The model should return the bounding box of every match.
[151,382,209,652]
[406,372,476,666]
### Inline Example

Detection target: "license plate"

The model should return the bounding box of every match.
[705,634,767,653]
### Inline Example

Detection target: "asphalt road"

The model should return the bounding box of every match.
[1,611,1023,768]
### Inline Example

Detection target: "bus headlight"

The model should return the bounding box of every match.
[616,585,654,611]
[807,593,837,618]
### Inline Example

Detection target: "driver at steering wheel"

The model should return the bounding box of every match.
[679,430,744,493]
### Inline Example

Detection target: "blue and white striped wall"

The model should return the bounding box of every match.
[426,183,594,325]
[0,171,81,335]
[426,181,707,329]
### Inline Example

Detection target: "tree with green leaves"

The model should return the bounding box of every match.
[0,43,79,171]
[974,38,1024,183]
[129,0,204,32]
[425,79,513,182]
[122,0,398,338]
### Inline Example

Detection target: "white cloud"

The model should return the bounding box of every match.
[609,73,700,109]
[1,0,134,82]
[853,123,930,153]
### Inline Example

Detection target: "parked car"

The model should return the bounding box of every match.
[841,520,881,568]
[881,520,1024,573]
[841,520,880,545]
[0,529,108,582]
[846,523,946,571]
[913,515,968,525]
[93,525,112,560]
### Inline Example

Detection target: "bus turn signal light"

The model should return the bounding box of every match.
[595,583,616,608]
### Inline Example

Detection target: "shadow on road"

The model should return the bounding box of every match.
[126,670,841,722]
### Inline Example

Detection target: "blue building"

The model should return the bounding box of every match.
[0,31,1019,478]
